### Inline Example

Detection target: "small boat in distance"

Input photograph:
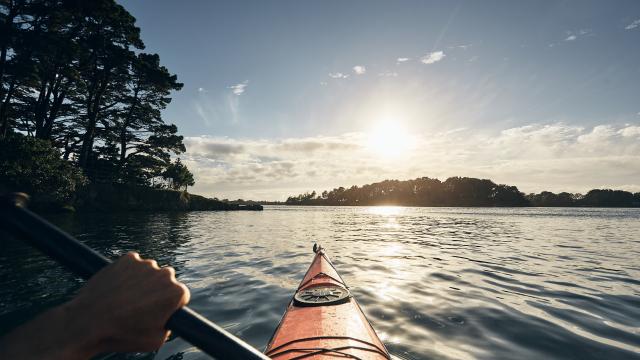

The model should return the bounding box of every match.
[265,245,391,359]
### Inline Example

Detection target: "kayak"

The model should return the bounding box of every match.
[265,245,390,359]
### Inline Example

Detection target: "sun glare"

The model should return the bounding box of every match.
[367,206,404,216]
[366,120,414,158]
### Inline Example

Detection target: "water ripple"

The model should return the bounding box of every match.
[1,206,639,359]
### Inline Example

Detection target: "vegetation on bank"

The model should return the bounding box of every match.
[285,177,640,207]
[77,184,262,212]
[0,0,200,209]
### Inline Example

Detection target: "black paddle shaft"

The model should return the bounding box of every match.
[0,196,270,360]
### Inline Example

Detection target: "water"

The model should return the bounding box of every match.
[1,206,639,359]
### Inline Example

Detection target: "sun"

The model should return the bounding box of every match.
[366,120,414,158]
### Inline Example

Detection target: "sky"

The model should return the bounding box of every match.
[118,0,640,200]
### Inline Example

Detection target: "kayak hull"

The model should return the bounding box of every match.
[265,247,389,359]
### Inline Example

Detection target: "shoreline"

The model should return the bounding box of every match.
[263,203,640,208]
[31,184,263,213]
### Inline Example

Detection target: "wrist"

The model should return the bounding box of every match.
[0,301,106,360]
[54,300,105,358]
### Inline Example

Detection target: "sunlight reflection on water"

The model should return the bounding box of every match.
[367,205,406,216]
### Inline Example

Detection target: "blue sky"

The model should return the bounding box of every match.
[119,0,640,200]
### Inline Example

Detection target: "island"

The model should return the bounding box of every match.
[284,177,640,207]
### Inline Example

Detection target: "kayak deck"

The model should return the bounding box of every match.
[265,246,390,359]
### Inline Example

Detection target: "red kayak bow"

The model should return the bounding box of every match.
[265,245,390,359]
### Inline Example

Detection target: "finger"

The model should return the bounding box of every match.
[143,259,160,269]
[160,266,176,280]
[163,281,191,310]
[124,251,141,261]
[175,282,191,307]
[147,329,171,350]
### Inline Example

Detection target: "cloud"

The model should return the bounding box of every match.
[564,29,592,41]
[619,126,640,137]
[352,65,366,75]
[187,139,247,156]
[396,57,410,64]
[185,135,361,160]
[328,72,349,79]
[228,80,249,95]
[378,72,398,77]
[448,44,472,50]
[625,19,640,30]
[182,134,365,199]
[183,123,640,200]
[193,83,245,125]
[421,51,446,65]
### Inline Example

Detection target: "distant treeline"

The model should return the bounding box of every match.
[285,177,640,207]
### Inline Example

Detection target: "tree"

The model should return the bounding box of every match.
[0,133,86,206]
[578,189,636,207]
[0,0,31,138]
[73,0,144,169]
[162,158,194,191]
[19,0,82,140]
[285,177,530,206]
[114,53,183,166]
[0,0,187,199]
[526,191,575,207]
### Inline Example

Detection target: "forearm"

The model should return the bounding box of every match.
[0,253,188,357]
[0,302,99,360]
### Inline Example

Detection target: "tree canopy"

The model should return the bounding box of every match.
[162,158,195,191]
[0,133,86,206]
[0,0,193,195]
[286,177,640,207]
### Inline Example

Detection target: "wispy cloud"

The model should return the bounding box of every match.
[564,29,592,41]
[228,80,249,95]
[193,83,245,125]
[625,19,640,30]
[328,72,349,79]
[396,57,410,64]
[421,51,446,65]
[183,123,640,200]
[448,44,472,50]
[352,65,366,75]
[378,72,398,77]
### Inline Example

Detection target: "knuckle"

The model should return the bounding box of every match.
[124,251,140,261]
[177,283,191,304]
[170,282,185,295]
[170,282,190,302]
[144,259,159,268]
[161,266,176,278]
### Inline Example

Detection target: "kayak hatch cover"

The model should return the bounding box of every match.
[265,244,391,359]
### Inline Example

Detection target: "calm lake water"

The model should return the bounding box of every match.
[1,206,639,359]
